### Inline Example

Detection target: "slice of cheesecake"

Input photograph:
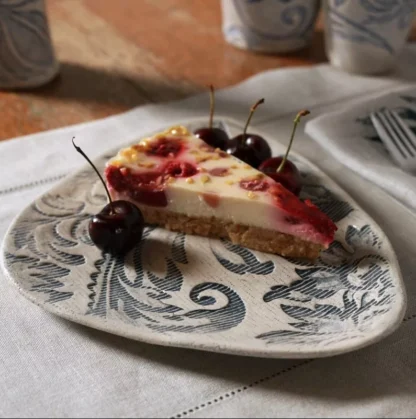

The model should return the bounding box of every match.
[104,125,337,259]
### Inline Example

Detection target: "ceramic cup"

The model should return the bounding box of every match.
[323,0,416,75]
[0,0,59,89]
[221,0,321,53]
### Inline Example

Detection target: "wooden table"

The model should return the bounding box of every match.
[0,0,414,141]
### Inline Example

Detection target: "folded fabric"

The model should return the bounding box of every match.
[305,86,416,212]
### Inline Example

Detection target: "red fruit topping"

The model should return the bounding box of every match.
[163,161,197,178]
[209,167,230,177]
[202,193,220,208]
[239,178,270,192]
[129,184,168,207]
[105,166,167,207]
[105,160,198,208]
[268,184,337,243]
[140,137,184,158]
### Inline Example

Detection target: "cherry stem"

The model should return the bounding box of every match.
[277,109,310,173]
[72,137,114,213]
[209,84,214,130]
[242,98,264,144]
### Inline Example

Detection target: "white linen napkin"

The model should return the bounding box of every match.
[305,86,416,212]
[2,46,416,418]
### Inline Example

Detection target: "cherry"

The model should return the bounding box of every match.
[258,157,302,196]
[259,110,310,196]
[72,138,144,254]
[194,85,229,150]
[225,98,271,168]
[194,128,228,151]
[88,201,144,255]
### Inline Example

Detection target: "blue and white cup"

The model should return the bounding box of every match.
[0,0,59,89]
[221,0,321,53]
[324,0,416,75]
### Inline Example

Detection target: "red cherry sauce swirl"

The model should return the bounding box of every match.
[267,183,337,244]
[209,167,230,177]
[106,137,197,207]
[105,166,168,207]
[140,136,185,158]
[239,178,270,192]
[164,161,197,177]
[105,159,197,208]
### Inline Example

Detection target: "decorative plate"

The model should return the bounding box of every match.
[1,118,406,359]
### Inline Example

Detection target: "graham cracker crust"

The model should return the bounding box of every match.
[140,207,323,259]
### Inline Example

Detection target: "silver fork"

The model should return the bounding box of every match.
[370,109,416,172]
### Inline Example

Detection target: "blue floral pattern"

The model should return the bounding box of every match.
[257,226,392,345]
[224,0,320,51]
[5,191,247,334]
[328,0,416,54]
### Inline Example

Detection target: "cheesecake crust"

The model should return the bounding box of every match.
[140,206,323,259]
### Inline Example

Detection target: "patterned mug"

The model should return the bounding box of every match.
[221,0,321,53]
[0,0,59,89]
[324,0,416,75]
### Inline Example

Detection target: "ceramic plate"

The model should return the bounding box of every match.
[1,118,406,359]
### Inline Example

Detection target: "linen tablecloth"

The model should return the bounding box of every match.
[2,45,416,418]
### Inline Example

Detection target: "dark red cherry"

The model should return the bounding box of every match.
[72,138,145,255]
[194,85,229,150]
[258,109,310,196]
[259,156,302,195]
[225,134,271,168]
[89,200,144,254]
[194,127,229,150]
[225,98,271,168]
